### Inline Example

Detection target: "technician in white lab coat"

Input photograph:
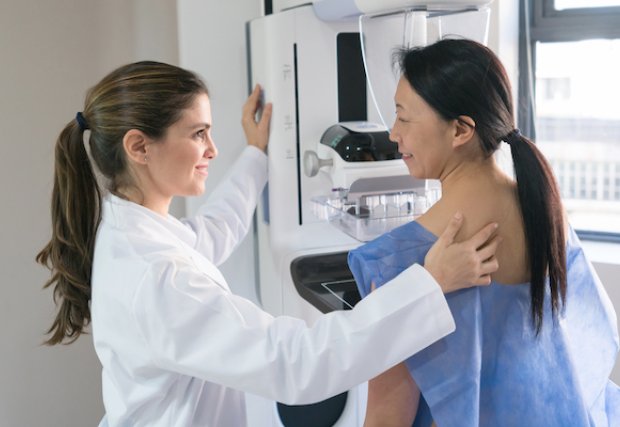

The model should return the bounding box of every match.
[37,61,500,427]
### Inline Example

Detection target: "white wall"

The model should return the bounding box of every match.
[0,1,179,425]
[177,0,263,302]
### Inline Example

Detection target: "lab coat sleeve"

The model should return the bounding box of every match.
[132,259,455,405]
[182,145,267,266]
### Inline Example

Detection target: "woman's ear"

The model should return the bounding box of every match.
[452,116,476,149]
[123,129,149,165]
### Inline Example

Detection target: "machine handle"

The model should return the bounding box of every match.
[303,150,333,177]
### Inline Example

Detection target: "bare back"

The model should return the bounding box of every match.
[417,172,530,286]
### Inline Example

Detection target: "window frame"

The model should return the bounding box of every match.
[518,0,620,242]
[533,0,620,41]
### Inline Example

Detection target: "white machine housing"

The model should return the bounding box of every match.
[273,0,491,16]
[246,1,491,426]
[250,5,369,320]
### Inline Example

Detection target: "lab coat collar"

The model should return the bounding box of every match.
[102,193,229,291]
[103,193,196,246]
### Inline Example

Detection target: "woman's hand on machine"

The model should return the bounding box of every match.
[424,212,501,293]
[242,84,273,152]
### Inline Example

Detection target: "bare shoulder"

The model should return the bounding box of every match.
[415,200,457,239]
[415,194,497,243]
[417,180,530,284]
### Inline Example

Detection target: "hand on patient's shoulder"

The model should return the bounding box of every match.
[424,212,501,293]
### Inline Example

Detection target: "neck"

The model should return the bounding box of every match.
[439,156,509,198]
[116,187,171,217]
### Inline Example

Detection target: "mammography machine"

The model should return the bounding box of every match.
[246,1,492,425]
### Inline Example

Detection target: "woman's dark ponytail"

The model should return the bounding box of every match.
[507,132,566,333]
[36,120,102,345]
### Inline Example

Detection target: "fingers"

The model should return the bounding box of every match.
[471,274,492,286]
[467,221,499,249]
[249,84,262,104]
[242,85,263,122]
[241,84,272,152]
[468,253,499,286]
[437,212,464,246]
[259,102,273,130]
[476,235,502,261]
[424,213,503,292]
[468,235,500,286]
[480,254,499,275]
[243,85,272,130]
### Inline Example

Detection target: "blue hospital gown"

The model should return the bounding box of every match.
[348,221,620,427]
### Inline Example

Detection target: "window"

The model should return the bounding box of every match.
[555,0,620,10]
[520,0,620,240]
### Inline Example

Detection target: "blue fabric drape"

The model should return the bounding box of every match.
[349,222,620,427]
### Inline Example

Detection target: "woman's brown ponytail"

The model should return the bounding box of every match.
[37,61,208,345]
[36,120,102,345]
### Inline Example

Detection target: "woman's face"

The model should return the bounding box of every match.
[390,76,453,180]
[147,93,217,200]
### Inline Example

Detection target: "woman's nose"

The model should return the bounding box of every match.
[205,136,218,159]
[389,125,399,144]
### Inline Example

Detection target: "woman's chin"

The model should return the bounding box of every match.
[186,184,206,197]
[405,165,423,178]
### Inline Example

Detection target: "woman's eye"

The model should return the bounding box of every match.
[195,130,205,139]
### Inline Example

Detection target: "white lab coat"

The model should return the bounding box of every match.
[91,146,455,427]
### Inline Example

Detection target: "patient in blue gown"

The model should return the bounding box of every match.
[349,38,620,427]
